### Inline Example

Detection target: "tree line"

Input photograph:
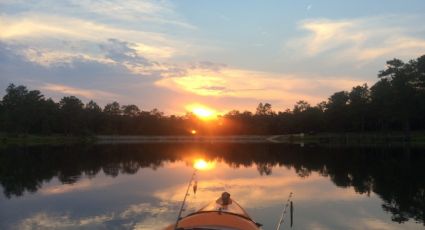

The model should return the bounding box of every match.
[0,55,424,136]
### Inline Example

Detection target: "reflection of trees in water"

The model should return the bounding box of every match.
[256,163,273,176]
[0,143,424,225]
[0,144,179,198]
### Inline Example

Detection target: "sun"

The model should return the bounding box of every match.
[193,107,214,118]
[187,104,217,120]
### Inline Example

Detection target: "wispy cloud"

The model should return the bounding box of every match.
[286,16,425,62]
[72,0,196,29]
[98,38,186,77]
[307,4,313,11]
[0,0,195,29]
[0,1,194,72]
[0,14,158,41]
[0,14,181,56]
[41,83,118,100]
[22,48,114,67]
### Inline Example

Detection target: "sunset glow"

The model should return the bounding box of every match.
[1,1,425,113]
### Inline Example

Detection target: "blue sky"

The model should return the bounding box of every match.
[1,0,425,114]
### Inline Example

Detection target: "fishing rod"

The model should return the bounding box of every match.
[174,169,197,230]
[275,192,294,230]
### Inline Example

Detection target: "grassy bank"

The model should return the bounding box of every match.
[274,132,425,145]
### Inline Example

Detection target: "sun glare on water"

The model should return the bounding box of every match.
[193,159,216,170]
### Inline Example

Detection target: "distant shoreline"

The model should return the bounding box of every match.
[0,134,93,147]
[95,135,274,143]
[96,133,425,145]
[1,132,425,146]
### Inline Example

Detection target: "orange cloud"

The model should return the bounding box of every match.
[155,67,370,107]
[41,83,118,100]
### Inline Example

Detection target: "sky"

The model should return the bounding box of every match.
[1,0,425,115]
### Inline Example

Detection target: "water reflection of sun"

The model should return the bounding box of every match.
[193,159,216,171]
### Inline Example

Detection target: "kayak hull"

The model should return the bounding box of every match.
[163,192,261,230]
[163,211,260,230]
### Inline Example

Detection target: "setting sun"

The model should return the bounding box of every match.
[186,104,218,120]
[193,107,214,118]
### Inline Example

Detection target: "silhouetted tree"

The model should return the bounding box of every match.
[326,91,349,131]
[122,104,140,117]
[1,84,52,134]
[85,100,103,133]
[348,84,370,131]
[59,96,84,134]
[104,101,121,116]
[256,102,274,115]
[378,59,416,140]
[293,100,311,113]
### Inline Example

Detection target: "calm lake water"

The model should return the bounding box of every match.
[0,143,424,230]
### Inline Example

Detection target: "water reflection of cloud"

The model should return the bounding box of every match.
[39,178,114,195]
[358,218,421,230]
[346,217,421,230]
[120,201,169,219]
[17,212,114,230]
[154,163,364,212]
[16,201,178,230]
[308,222,331,230]
[292,199,423,230]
